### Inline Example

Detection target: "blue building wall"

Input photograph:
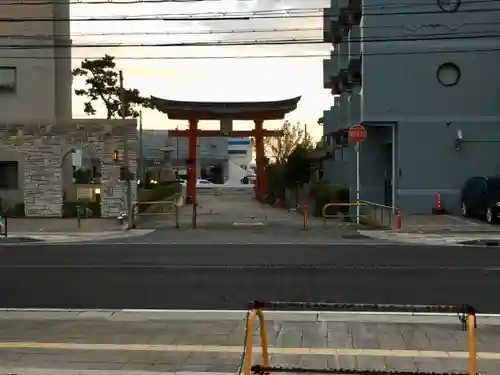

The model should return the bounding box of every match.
[322,0,500,214]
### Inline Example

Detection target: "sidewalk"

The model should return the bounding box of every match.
[0,310,498,373]
[177,193,354,230]
[359,230,500,246]
[0,229,154,244]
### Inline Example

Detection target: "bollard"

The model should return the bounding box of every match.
[303,203,309,230]
[76,205,81,229]
[395,209,402,232]
[192,201,197,229]
[175,205,180,229]
[468,314,477,375]
[4,216,7,238]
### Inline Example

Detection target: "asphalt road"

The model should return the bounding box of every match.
[0,243,499,312]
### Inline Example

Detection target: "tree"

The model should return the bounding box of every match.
[253,121,314,164]
[73,54,153,119]
[284,145,311,188]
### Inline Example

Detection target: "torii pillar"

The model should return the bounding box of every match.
[254,119,266,202]
[187,118,198,202]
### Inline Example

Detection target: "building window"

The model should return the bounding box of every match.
[0,161,19,189]
[437,63,461,87]
[437,0,461,12]
[0,67,16,92]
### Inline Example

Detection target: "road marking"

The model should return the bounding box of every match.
[1,264,499,270]
[0,342,498,359]
[232,222,265,226]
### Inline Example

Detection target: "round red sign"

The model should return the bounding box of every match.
[348,125,367,143]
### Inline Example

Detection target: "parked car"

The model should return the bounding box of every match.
[196,179,213,186]
[461,176,500,224]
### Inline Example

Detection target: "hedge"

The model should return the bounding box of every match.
[309,180,349,217]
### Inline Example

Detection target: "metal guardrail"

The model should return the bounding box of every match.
[322,202,371,225]
[361,200,396,229]
[134,200,179,228]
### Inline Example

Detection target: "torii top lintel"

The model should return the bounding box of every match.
[150,96,301,120]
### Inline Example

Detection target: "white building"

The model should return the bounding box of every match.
[0,1,72,121]
[228,138,253,170]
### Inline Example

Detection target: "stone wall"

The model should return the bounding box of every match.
[0,119,137,218]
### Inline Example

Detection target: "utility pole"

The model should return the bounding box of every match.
[119,70,134,229]
[139,110,144,184]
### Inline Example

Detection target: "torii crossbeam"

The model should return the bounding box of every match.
[151,96,301,204]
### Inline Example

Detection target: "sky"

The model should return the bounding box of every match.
[70,0,333,140]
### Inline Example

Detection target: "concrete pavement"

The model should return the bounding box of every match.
[0,312,498,373]
[0,243,499,311]
[360,230,500,246]
[144,191,353,231]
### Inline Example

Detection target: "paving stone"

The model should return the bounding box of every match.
[422,325,464,351]
[0,317,498,374]
[399,323,432,350]
[326,354,358,369]
[374,323,406,350]
[326,322,354,349]
[414,358,468,373]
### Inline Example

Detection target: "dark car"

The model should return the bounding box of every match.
[461,176,500,224]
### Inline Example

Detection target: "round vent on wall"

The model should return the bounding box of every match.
[437,0,461,12]
[437,63,461,87]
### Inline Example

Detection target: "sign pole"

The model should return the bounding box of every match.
[355,142,360,225]
[348,124,367,226]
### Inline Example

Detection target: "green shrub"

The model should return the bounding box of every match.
[2,202,25,217]
[266,164,285,205]
[62,201,101,218]
[309,180,349,217]
[139,183,181,213]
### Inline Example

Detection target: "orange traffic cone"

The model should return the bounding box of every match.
[432,191,446,215]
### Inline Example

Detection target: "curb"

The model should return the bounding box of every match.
[0,309,499,325]
[0,229,155,244]
[0,368,236,375]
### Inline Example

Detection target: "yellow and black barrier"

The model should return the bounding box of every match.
[244,301,478,375]
[322,202,371,225]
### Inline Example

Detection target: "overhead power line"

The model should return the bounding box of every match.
[3,47,500,60]
[4,18,500,40]
[0,0,495,9]
[3,32,500,49]
[1,5,500,22]
[5,21,500,41]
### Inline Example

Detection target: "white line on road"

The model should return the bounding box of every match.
[1,264,499,270]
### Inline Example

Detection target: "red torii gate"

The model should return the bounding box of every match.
[151,96,301,204]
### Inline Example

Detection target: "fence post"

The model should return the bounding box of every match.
[468,314,477,375]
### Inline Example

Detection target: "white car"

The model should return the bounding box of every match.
[196,179,213,186]
[177,179,213,187]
